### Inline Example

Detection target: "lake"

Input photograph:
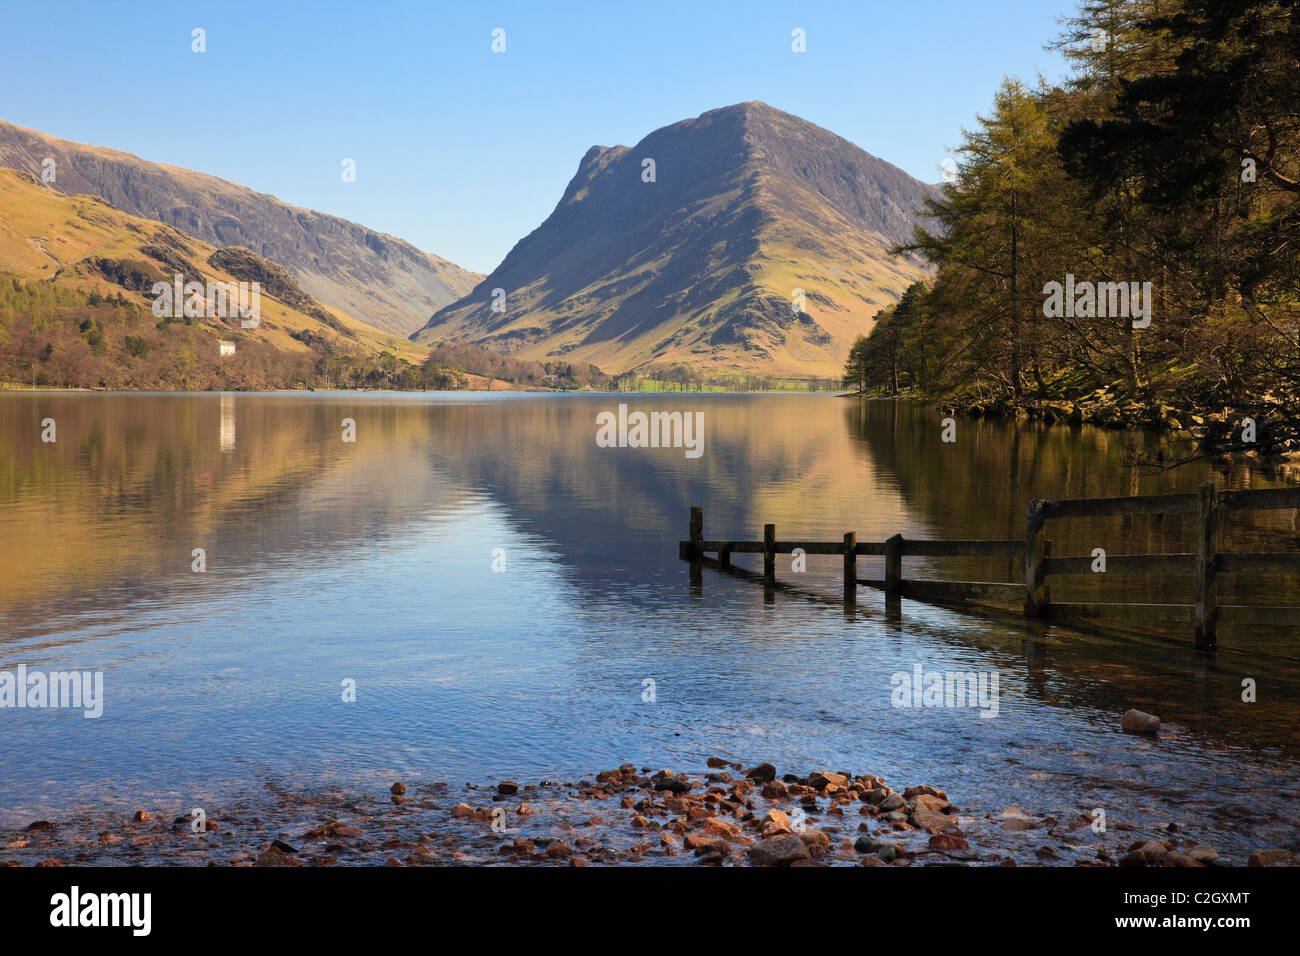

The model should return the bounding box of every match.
[1,392,1298,859]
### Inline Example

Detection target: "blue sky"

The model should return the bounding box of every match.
[0,1,1075,274]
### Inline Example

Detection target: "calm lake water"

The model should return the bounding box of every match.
[1,392,1298,857]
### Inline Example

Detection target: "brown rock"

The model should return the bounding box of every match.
[497,781,519,796]
[929,833,970,853]
[749,834,812,866]
[762,780,790,799]
[744,763,777,783]
[799,829,832,856]
[910,808,957,832]
[700,817,741,838]
[808,771,849,790]
[544,840,573,858]
[684,833,719,851]
[1248,848,1293,866]
[761,809,792,835]
[706,757,730,768]
[450,803,473,818]
[389,782,407,796]
[913,793,951,813]
[255,849,302,867]
[903,785,948,801]
[131,811,150,823]
[1121,709,1161,735]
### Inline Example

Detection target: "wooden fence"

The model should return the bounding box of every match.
[679,482,1300,652]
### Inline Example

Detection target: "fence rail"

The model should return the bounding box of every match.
[678,482,1300,652]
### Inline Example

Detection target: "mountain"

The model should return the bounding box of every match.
[0,166,434,388]
[0,120,481,336]
[412,101,935,378]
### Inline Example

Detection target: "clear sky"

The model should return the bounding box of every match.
[0,1,1075,274]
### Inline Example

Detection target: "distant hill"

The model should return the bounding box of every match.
[413,101,935,377]
[0,119,481,336]
[0,166,438,388]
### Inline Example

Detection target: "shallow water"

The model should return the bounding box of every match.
[1,392,1297,859]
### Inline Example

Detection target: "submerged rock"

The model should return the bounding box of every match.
[1121,709,1161,735]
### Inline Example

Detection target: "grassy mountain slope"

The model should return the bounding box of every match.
[0,119,482,336]
[413,102,933,378]
[0,167,436,387]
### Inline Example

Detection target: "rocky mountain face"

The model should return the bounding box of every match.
[0,120,481,336]
[413,102,935,377]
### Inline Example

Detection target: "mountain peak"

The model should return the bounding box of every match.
[413,104,933,378]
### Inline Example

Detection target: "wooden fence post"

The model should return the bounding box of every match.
[843,532,857,604]
[884,534,903,597]
[680,507,703,560]
[763,523,776,587]
[1194,481,1219,652]
[1024,499,1048,617]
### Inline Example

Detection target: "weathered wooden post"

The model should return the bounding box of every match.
[1024,498,1048,617]
[884,534,903,597]
[1194,481,1219,652]
[763,523,776,587]
[843,532,857,605]
[680,507,702,560]
[683,506,703,588]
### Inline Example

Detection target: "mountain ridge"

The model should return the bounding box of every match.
[0,119,481,336]
[412,101,934,377]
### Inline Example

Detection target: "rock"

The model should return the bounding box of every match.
[25,821,54,832]
[744,763,777,783]
[929,833,970,853]
[808,771,848,790]
[910,807,957,832]
[254,849,301,867]
[706,757,730,768]
[1187,845,1219,864]
[749,834,812,866]
[761,809,791,835]
[653,775,692,794]
[450,803,473,818]
[913,793,951,813]
[761,780,790,799]
[544,840,573,859]
[389,782,407,796]
[799,830,832,856]
[271,839,299,854]
[903,785,948,801]
[1121,709,1161,735]
[854,835,884,853]
[684,833,719,851]
[1248,848,1293,867]
[497,781,519,796]
[131,811,150,823]
[878,794,905,812]
[700,817,741,838]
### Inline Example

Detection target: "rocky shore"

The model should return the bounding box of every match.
[3,761,1294,867]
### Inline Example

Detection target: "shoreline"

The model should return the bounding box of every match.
[5,760,1292,868]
